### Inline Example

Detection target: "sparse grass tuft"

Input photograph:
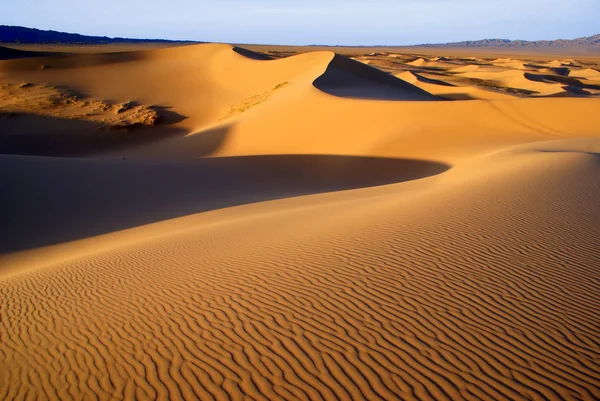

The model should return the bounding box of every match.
[222,81,289,120]
[273,81,289,90]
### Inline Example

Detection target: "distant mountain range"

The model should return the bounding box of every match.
[0,25,197,45]
[419,35,600,48]
[1,25,598,49]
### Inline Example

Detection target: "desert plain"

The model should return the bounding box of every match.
[1,42,600,400]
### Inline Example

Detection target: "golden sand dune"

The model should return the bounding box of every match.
[407,57,425,66]
[395,70,419,83]
[456,69,567,95]
[313,54,436,100]
[570,68,600,79]
[348,51,600,100]
[490,58,526,70]
[448,65,479,73]
[545,60,564,68]
[1,43,600,400]
[411,79,517,100]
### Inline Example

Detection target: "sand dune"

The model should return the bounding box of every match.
[407,57,425,66]
[491,58,526,70]
[448,65,479,73]
[0,45,58,60]
[2,140,600,401]
[350,51,600,99]
[571,68,600,79]
[410,80,517,100]
[0,153,449,254]
[313,54,437,100]
[1,43,600,400]
[456,69,567,95]
[395,70,419,83]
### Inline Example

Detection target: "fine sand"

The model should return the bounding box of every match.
[1,43,600,401]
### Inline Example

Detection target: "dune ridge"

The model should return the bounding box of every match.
[313,54,438,100]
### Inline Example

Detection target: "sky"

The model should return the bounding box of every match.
[4,0,600,46]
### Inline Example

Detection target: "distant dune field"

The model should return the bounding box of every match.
[1,43,600,401]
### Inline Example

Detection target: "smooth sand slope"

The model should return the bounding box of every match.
[1,43,600,401]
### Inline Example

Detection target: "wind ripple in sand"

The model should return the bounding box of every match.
[2,151,600,401]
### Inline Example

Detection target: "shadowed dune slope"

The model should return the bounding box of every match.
[313,54,438,100]
[0,153,449,253]
[232,46,272,60]
[0,113,185,157]
[0,45,58,60]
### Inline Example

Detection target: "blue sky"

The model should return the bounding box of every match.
[4,0,599,45]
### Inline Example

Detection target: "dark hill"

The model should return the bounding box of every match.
[0,25,198,45]
[419,34,600,49]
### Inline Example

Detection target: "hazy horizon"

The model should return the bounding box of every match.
[4,0,599,46]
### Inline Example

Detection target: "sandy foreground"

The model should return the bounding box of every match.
[1,43,600,400]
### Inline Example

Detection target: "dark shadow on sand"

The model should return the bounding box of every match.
[412,72,456,87]
[0,50,147,72]
[0,110,189,157]
[313,54,439,101]
[1,153,450,254]
[0,45,65,60]
[232,46,272,60]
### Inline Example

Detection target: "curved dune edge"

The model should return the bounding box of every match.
[312,54,437,100]
[1,141,600,400]
[0,153,450,258]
